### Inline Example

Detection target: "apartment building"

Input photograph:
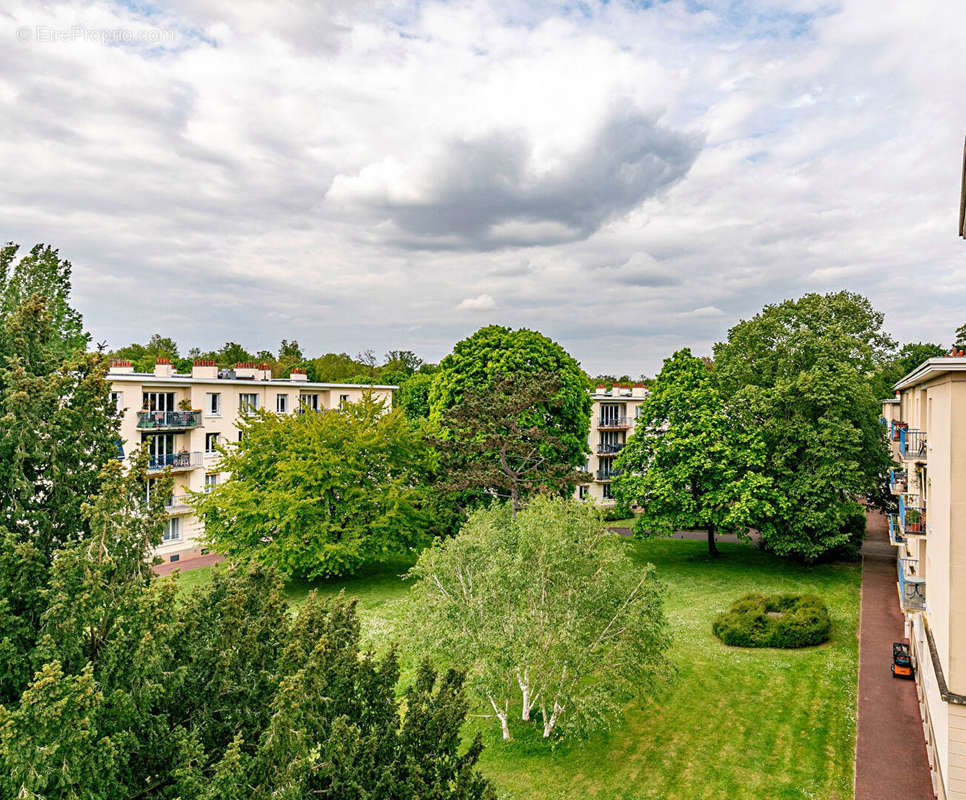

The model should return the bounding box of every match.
[576,383,648,505]
[885,354,966,800]
[110,358,396,564]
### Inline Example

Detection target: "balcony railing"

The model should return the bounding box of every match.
[898,428,927,461]
[888,515,905,546]
[598,416,630,429]
[597,443,625,455]
[898,495,926,535]
[137,410,202,430]
[165,494,192,512]
[898,557,926,612]
[889,468,907,495]
[890,420,907,442]
[596,468,623,481]
[147,452,202,472]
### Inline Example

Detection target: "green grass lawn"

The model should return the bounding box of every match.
[172,539,859,800]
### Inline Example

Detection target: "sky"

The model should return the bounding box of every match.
[2,0,964,376]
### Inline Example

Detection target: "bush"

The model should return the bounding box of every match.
[712,593,831,648]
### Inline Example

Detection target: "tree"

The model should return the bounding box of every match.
[712,292,894,561]
[955,323,966,350]
[869,342,947,401]
[429,325,592,471]
[432,372,589,513]
[194,395,436,579]
[309,352,363,383]
[406,496,671,740]
[614,350,773,557]
[216,341,256,368]
[399,371,436,420]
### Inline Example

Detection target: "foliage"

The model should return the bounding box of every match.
[955,322,966,349]
[614,349,773,556]
[712,292,894,562]
[398,371,436,420]
[429,325,591,468]
[712,593,832,648]
[195,395,436,579]
[405,496,671,741]
[432,372,590,513]
[869,341,947,400]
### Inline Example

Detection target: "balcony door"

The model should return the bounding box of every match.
[143,392,175,411]
[600,403,625,426]
[145,433,175,464]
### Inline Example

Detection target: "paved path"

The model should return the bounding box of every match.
[854,509,934,800]
[152,552,224,577]
[607,526,761,545]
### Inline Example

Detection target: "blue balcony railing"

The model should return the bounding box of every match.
[137,410,202,430]
[898,428,927,461]
[899,494,926,535]
[889,468,907,494]
[147,451,202,472]
[898,557,926,611]
[888,515,905,546]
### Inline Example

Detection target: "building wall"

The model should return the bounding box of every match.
[577,385,648,506]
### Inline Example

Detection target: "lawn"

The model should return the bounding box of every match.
[172,538,860,800]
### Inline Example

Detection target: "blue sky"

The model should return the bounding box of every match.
[2,0,964,375]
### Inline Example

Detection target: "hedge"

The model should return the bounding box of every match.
[712,593,831,648]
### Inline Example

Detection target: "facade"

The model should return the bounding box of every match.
[109,358,395,564]
[576,383,649,506]
[884,355,966,800]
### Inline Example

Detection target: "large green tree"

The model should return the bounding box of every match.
[195,395,436,579]
[428,325,591,491]
[406,496,671,741]
[614,349,773,557]
[869,341,947,401]
[712,291,894,561]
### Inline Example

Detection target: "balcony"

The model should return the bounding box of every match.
[888,515,905,546]
[899,495,926,536]
[596,468,623,482]
[598,416,630,430]
[137,410,202,431]
[597,443,625,455]
[147,452,202,473]
[889,468,907,494]
[898,428,927,461]
[889,420,907,442]
[898,557,926,612]
[165,494,193,514]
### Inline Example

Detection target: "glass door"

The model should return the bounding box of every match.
[143,392,175,411]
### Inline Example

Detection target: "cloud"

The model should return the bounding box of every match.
[457,294,496,311]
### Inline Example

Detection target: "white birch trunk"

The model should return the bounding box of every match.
[542,701,563,738]
[517,667,534,721]
[488,694,510,740]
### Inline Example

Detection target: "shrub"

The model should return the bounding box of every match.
[712,593,831,648]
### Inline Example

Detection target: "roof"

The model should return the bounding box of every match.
[107,373,397,391]
[881,397,900,404]
[893,357,966,391]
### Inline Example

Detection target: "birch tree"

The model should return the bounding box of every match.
[405,496,671,740]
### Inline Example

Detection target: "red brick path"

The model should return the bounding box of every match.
[854,509,934,799]
[152,551,224,577]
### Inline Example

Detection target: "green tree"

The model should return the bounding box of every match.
[429,325,591,470]
[869,342,947,401]
[217,341,257,368]
[955,323,966,350]
[432,372,589,513]
[398,371,436,420]
[713,291,894,561]
[614,350,773,557]
[112,333,181,372]
[308,352,363,383]
[406,496,671,740]
[194,395,435,579]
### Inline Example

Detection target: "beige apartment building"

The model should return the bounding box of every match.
[109,358,395,564]
[576,383,649,505]
[885,354,966,800]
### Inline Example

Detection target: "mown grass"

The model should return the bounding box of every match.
[173,538,859,800]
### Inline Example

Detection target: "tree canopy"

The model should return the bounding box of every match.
[405,496,671,741]
[194,395,437,579]
[869,341,947,401]
[614,349,773,556]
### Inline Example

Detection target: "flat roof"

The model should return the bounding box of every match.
[881,397,900,404]
[893,357,966,391]
[108,373,397,390]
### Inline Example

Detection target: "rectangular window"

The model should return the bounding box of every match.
[205,432,219,454]
[206,392,221,416]
[578,485,588,500]
[163,517,181,542]
[143,391,175,412]
[109,391,124,413]
[339,394,350,408]
[205,473,218,492]
[276,393,288,413]
[602,483,614,500]
[239,393,258,412]
[169,554,180,563]
[238,431,244,442]
[299,393,319,412]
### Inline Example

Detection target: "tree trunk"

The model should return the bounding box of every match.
[542,701,563,737]
[517,667,533,721]
[488,694,510,740]
[707,524,719,557]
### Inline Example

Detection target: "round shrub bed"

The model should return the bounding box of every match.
[712,593,831,648]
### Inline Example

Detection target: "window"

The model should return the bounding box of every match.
[276,393,288,413]
[143,392,175,412]
[238,430,244,442]
[578,485,588,500]
[206,392,221,416]
[205,473,218,492]
[163,517,181,542]
[602,483,614,500]
[205,432,219,454]
[169,554,180,563]
[109,391,124,413]
[239,393,258,412]
[339,394,350,408]
[299,393,319,412]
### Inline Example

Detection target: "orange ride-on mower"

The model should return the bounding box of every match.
[892,642,915,679]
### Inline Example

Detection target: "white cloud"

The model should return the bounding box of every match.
[0,0,964,375]
[457,294,496,311]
